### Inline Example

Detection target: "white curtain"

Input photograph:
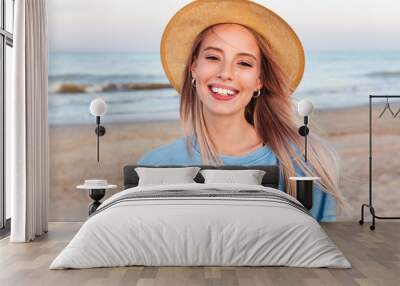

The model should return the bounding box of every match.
[8,0,49,242]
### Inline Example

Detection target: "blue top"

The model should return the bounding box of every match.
[137,137,336,222]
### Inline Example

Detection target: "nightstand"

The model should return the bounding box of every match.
[77,180,117,215]
[289,177,320,210]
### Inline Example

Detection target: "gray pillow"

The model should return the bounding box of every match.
[200,169,266,185]
[135,167,201,186]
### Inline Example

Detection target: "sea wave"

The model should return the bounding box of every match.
[296,85,361,96]
[48,73,165,82]
[366,71,400,78]
[49,82,172,94]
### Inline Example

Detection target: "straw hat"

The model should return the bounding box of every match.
[160,0,305,94]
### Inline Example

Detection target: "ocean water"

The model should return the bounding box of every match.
[48,51,400,125]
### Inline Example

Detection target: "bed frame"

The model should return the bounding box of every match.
[123,165,280,190]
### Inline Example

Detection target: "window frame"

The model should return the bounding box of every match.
[0,0,14,234]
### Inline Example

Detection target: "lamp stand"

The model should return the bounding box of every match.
[94,116,106,162]
[298,116,309,162]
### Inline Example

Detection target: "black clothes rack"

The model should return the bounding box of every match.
[359,95,400,230]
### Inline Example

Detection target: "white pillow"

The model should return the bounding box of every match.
[135,167,201,186]
[200,169,266,185]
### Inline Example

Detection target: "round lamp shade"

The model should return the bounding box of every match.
[90,98,107,117]
[298,99,314,116]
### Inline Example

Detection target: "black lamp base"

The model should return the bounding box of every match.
[88,189,105,215]
[296,180,313,210]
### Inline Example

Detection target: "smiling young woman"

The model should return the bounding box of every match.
[137,0,344,222]
[188,24,264,157]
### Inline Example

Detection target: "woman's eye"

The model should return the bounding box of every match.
[238,61,253,67]
[205,56,219,61]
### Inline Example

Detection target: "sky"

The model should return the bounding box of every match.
[48,0,400,52]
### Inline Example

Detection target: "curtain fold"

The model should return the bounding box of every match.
[9,0,49,242]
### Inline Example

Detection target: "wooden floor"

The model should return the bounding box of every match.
[0,222,399,286]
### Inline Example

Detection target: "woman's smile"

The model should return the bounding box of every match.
[208,83,239,101]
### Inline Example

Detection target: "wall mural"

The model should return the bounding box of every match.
[48,0,400,222]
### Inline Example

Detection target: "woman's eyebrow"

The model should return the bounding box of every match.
[203,46,257,61]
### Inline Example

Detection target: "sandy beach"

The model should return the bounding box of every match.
[49,105,400,222]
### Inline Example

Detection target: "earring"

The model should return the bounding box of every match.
[191,78,196,88]
[253,89,261,98]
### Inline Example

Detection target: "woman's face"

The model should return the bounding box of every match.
[191,24,263,116]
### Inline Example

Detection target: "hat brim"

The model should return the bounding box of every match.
[161,0,305,95]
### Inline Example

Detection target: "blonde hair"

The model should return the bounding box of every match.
[180,24,344,205]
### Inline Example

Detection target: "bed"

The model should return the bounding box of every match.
[50,165,350,269]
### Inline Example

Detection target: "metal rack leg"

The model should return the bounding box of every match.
[359,203,375,230]
[369,206,376,231]
[359,203,367,225]
[359,203,400,230]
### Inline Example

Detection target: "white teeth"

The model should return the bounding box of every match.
[211,86,236,96]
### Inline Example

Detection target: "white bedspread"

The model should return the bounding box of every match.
[50,183,351,269]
